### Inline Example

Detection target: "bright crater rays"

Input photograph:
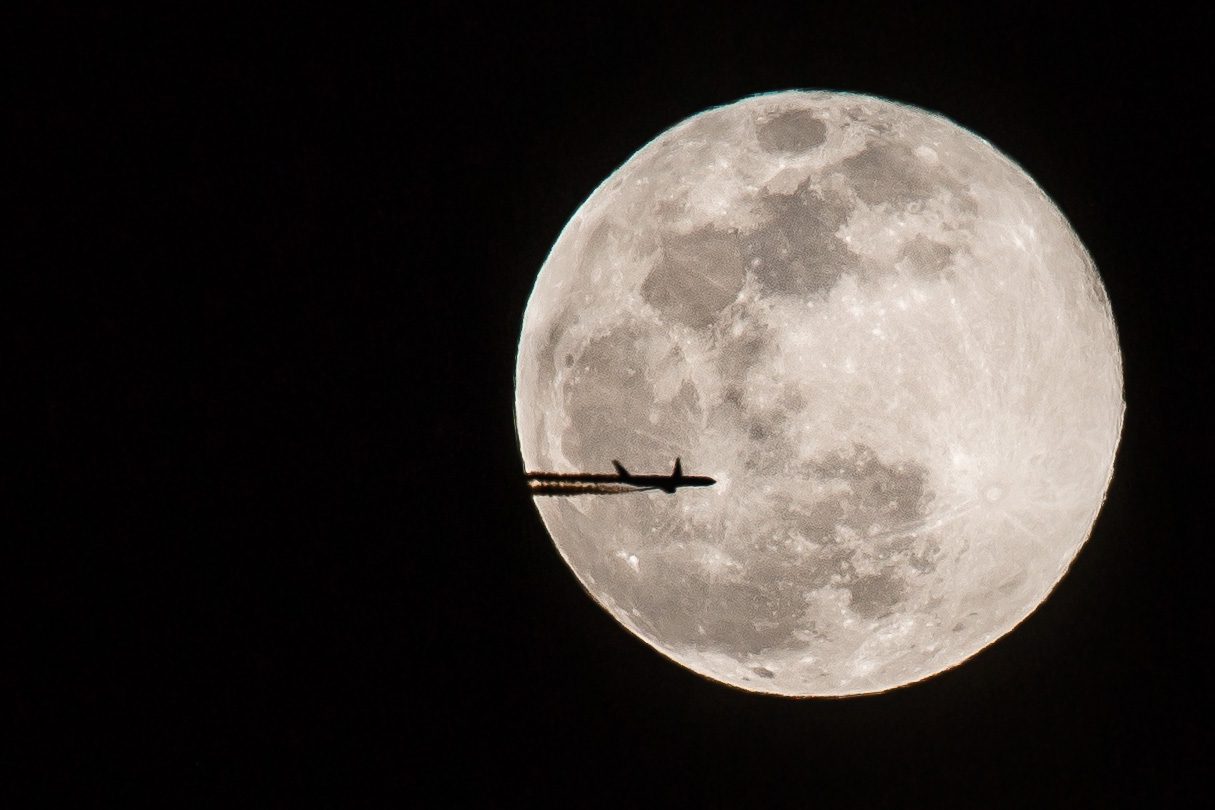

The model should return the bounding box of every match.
[515,91,1123,696]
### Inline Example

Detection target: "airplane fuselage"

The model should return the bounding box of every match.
[524,458,716,495]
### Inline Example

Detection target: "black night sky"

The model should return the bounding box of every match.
[16,5,1210,805]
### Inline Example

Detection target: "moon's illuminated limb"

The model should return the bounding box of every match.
[515,91,1123,696]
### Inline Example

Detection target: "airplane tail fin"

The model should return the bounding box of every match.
[612,460,630,478]
[672,457,683,478]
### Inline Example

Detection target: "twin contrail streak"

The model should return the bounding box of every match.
[527,480,643,496]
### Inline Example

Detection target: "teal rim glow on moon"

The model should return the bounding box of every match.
[515,91,1123,696]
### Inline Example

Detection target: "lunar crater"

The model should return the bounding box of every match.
[756,109,828,154]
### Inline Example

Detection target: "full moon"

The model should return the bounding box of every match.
[515,91,1123,696]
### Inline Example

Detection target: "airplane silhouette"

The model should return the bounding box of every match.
[525,458,716,495]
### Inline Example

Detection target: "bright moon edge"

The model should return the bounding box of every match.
[515,90,1124,697]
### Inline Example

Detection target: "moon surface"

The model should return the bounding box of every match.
[515,91,1123,696]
